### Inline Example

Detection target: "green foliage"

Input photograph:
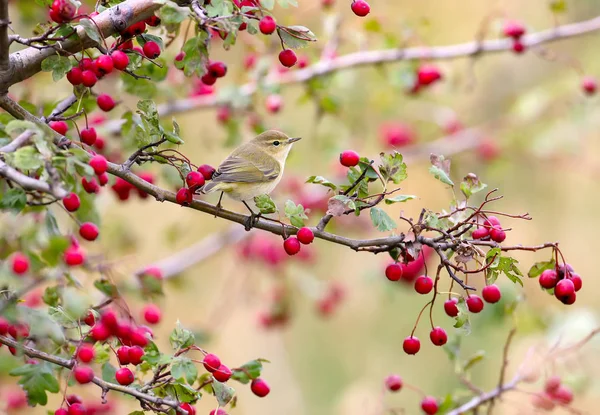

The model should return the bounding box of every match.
[306,175,337,191]
[79,18,102,44]
[379,152,407,184]
[429,154,454,187]
[384,195,416,204]
[0,188,27,212]
[102,362,117,383]
[485,248,523,286]
[453,297,471,335]
[284,200,308,227]
[370,207,397,231]
[460,174,487,199]
[41,55,72,81]
[326,194,355,216]
[528,259,556,278]
[171,357,198,384]
[170,321,195,350]
[10,362,60,406]
[212,380,235,406]
[254,194,277,214]
[278,26,317,49]
[231,359,265,384]
[180,34,209,77]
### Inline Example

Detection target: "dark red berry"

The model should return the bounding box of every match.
[490,228,506,243]
[503,20,526,39]
[175,187,192,205]
[512,40,525,54]
[73,366,94,384]
[466,295,484,313]
[201,73,217,86]
[11,252,29,275]
[385,263,403,281]
[283,237,301,255]
[116,346,131,365]
[51,0,76,22]
[213,364,232,382]
[251,378,270,397]
[80,127,97,145]
[50,120,68,135]
[143,41,161,59]
[351,0,370,16]
[421,396,439,415]
[98,172,108,186]
[402,336,420,355]
[77,344,95,363]
[81,70,97,87]
[97,94,116,112]
[128,345,145,365]
[539,269,558,289]
[79,222,99,241]
[83,311,95,326]
[414,275,433,294]
[186,171,205,189]
[472,227,489,239]
[482,284,501,303]
[297,227,314,245]
[385,374,403,392]
[339,150,360,167]
[68,403,87,415]
[417,64,442,86]
[444,298,459,317]
[198,164,216,180]
[259,16,277,34]
[429,327,447,346]
[203,353,221,372]
[82,177,100,194]
[279,49,297,68]
[179,403,196,415]
[115,367,135,385]
[96,55,114,75]
[145,15,161,27]
[111,50,130,70]
[582,76,597,95]
[142,304,161,325]
[555,279,575,302]
[67,67,83,85]
[208,61,228,78]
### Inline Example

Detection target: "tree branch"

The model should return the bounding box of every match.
[0,158,68,198]
[0,0,9,71]
[0,129,35,153]
[446,376,521,415]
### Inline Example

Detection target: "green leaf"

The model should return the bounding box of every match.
[20,307,65,344]
[136,33,164,49]
[10,362,60,406]
[159,3,188,29]
[429,154,454,187]
[254,194,277,215]
[41,235,69,266]
[94,343,112,365]
[169,320,195,350]
[164,118,184,145]
[277,0,298,7]
[305,175,337,191]
[101,362,117,383]
[284,200,308,227]
[384,195,416,205]
[163,382,199,403]
[142,342,172,366]
[180,34,209,77]
[379,152,407,184]
[549,0,567,13]
[460,173,487,199]
[11,146,43,170]
[42,286,60,307]
[41,55,72,82]
[370,207,397,232]
[485,248,523,286]
[326,194,356,216]
[171,357,198,384]
[0,188,27,212]
[94,279,119,298]
[453,297,471,335]
[277,25,317,49]
[79,18,102,44]
[231,359,264,384]
[528,259,556,278]
[462,350,486,372]
[342,166,369,198]
[5,120,42,137]
[212,380,235,406]
[260,0,275,9]
[121,73,157,99]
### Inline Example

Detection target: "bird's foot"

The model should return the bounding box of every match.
[244,212,262,231]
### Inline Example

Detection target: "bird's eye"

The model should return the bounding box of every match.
[273,140,280,146]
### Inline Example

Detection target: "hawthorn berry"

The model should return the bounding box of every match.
[482,284,501,303]
[122,21,146,38]
[83,311,95,326]
[213,364,232,382]
[96,55,114,75]
[443,298,459,317]
[142,266,163,280]
[67,67,83,85]
[483,216,501,228]
[111,50,130,70]
[115,367,135,385]
[80,127,97,145]
[50,0,76,23]
[208,61,228,78]
[297,227,315,245]
[145,15,161,27]
[89,154,108,175]
[66,395,82,405]
[512,40,525,54]
[385,374,403,392]
[143,41,161,59]
[551,385,574,404]
[503,20,526,39]
[203,354,221,372]
[94,136,106,150]
[421,396,439,415]
[414,275,433,294]
[490,228,506,243]
[117,346,131,365]
[89,322,110,342]
[11,252,29,275]
[385,263,403,281]
[118,39,134,50]
[186,171,205,189]
[544,375,561,393]
[472,227,489,239]
[466,295,484,313]
[283,237,301,255]
[175,51,186,65]
[429,327,448,346]
[380,122,415,148]
[77,343,95,363]
[582,76,597,95]
[179,403,196,415]
[81,70,97,87]
[55,409,69,415]
[279,49,297,68]
[259,16,277,34]
[142,304,161,325]
[73,366,94,384]
[531,393,556,411]
[402,336,420,355]
[50,120,68,135]
[64,246,85,266]
[351,0,370,17]
[97,94,116,112]
[417,64,442,86]
[251,378,271,397]
[555,278,575,302]
[0,317,9,335]
[79,222,99,241]
[128,345,145,365]
[569,273,582,291]
[98,172,109,186]
[539,269,558,289]
[68,403,87,415]
[209,410,227,415]
[176,187,192,205]
[201,73,217,86]
[339,150,360,167]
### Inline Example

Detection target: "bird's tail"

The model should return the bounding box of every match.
[201,181,226,194]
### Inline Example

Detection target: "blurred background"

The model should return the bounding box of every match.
[4,0,600,414]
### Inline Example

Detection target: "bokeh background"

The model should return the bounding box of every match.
[3,0,600,414]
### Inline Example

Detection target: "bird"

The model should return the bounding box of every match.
[202,130,301,229]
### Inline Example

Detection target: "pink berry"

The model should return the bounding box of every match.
[142,304,161,325]
[97,94,116,112]
[466,295,484,313]
[351,0,370,16]
[550,385,573,404]
[186,171,205,189]
[385,263,403,281]
[421,396,439,414]
[265,94,283,113]
[128,346,145,365]
[544,375,561,393]
[67,67,83,85]
[116,346,131,365]
[283,237,301,255]
[179,403,196,415]
[73,366,94,384]
[278,49,297,68]
[259,16,277,35]
[414,275,433,294]
[569,273,582,291]
[68,403,87,415]
[64,246,85,266]
[385,374,403,392]
[483,216,501,228]
[81,70,97,87]
[89,154,108,175]
[50,120,68,135]
[472,227,489,239]
[402,336,420,355]
[297,227,314,245]
[503,20,526,39]
[339,150,360,167]
[203,353,221,372]
[251,378,270,397]
[111,50,130,70]
[490,228,506,243]
[80,127,97,145]
[555,279,575,302]
[143,41,161,59]
[79,222,99,241]
[55,409,69,415]
[77,344,95,363]
[11,252,29,275]
[539,269,558,289]
[213,364,232,382]
[482,284,501,303]
[429,327,447,346]
[444,298,459,317]
[512,40,526,54]
[582,76,597,95]
[96,55,114,75]
[115,367,135,385]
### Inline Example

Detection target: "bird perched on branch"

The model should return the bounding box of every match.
[202,130,301,229]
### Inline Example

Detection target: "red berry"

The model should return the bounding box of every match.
[208,61,228,78]
[385,263,403,281]
[68,403,87,415]
[186,171,205,189]
[143,41,161,59]
[94,136,105,150]
[89,154,108,175]
[97,94,116,112]
[550,385,573,404]
[64,246,85,266]
[283,237,301,255]
[116,346,131,365]
[51,0,76,22]
[11,252,29,275]
[417,64,442,86]
[402,336,420,355]
[196,164,215,180]
[472,227,489,239]
[50,8,64,24]
[490,228,506,243]
[83,311,95,326]
[122,21,146,37]
[145,15,161,27]
[259,16,277,34]
[444,298,459,317]
[77,344,95,363]
[216,106,231,123]
[0,317,9,335]
[297,227,314,245]
[351,0,370,16]
[251,378,270,397]
[128,345,145,365]
[179,403,196,415]
[582,76,597,95]
[421,396,439,415]
[539,269,558,289]
[73,366,94,384]
[429,327,447,346]
[96,55,114,75]
[55,409,69,415]
[503,20,526,39]
[203,353,221,372]
[82,176,99,194]
[118,39,134,50]
[209,410,227,415]
[111,50,130,70]
[414,275,433,294]
[483,216,501,228]
[67,67,83,85]
[555,279,575,302]
[201,73,217,86]
[379,122,415,148]
[81,70,97,87]
[115,367,135,385]
[175,187,192,205]
[50,120,68,135]
[569,273,582,291]
[79,222,99,241]
[279,49,297,68]
[482,284,501,303]
[142,304,161,325]
[80,127,97,145]
[66,395,82,405]
[512,40,525,54]
[213,364,232,382]
[90,322,111,341]
[98,172,108,186]
[385,374,403,392]
[339,150,360,167]
[544,375,561,393]
[265,94,283,113]
[466,295,484,313]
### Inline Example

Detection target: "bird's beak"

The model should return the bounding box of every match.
[288,137,302,143]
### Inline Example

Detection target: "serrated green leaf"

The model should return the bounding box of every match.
[277,25,316,49]
[379,152,407,184]
[20,307,65,344]
[429,154,454,186]
[41,55,72,82]
[284,200,308,227]
[180,34,209,77]
[305,175,337,191]
[212,380,235,406]
[254,194,277,214]
[454,297,471,335]
[231,359,264,384]
[10,362,60,406]
[0,188,27,212]
[370,207,397,232]
[101,362,117,383]
[171,357,198,384]
[79,18,102,44]
[429,165,454,186]
[460,174,487,199]
[164,382,200,403]
[10,146,43,170]
[528,259,556,278]
[384,195,416,204]
[170,320,195,350]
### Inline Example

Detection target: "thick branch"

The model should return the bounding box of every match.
[0,0,9,71]
[0,129,35,152]
[0,158,68,198]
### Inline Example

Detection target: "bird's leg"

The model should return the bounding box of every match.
[242,201,261,231]
[214,192,224,218]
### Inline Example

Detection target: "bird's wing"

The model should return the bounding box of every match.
[212,147,280,184]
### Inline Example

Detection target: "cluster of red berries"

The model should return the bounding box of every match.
[109,172,155,201]
[49,0,76,23]
[503,20,527,54]
[384,246,433,284]
[86,309,153,348]
[530,376,574,410]
[176,164,216,205]
[384,374,439,414]
[471,215,506,243]
[283,227,315,255]
[66,52,127,95]
[238,233,315,267]
[199,61,228,86]
[53,393,114,415]
[538,263,582,305]
[0,317,30,356]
